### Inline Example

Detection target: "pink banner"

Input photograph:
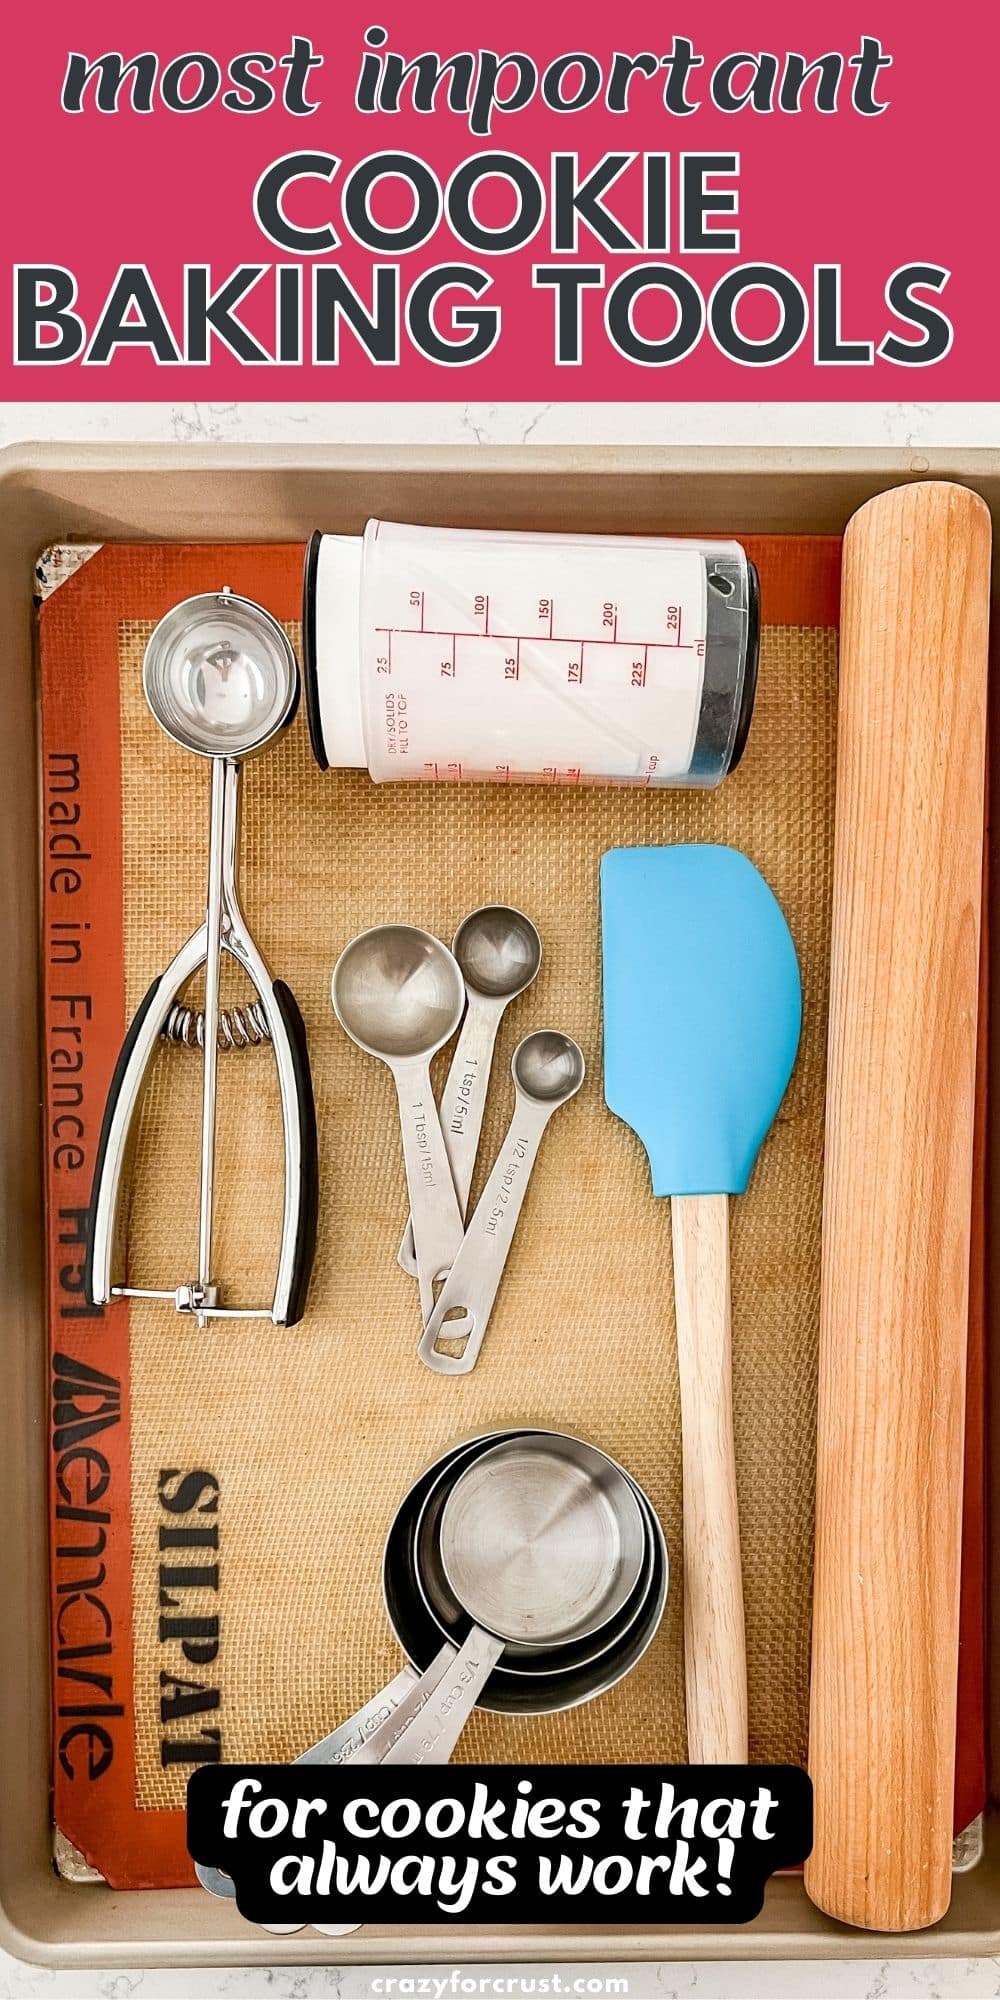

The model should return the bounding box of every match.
[2,0,992,399]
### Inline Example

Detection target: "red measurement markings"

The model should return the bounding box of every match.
[664,604,687,648]
[373,622,700,672]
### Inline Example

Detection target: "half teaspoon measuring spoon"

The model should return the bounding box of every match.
[398,906,542,1275]
[418,1031,585,1372]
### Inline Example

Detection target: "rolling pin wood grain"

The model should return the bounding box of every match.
[805,481,991,1933]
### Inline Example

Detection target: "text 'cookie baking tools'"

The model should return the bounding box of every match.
[601,843,801,1762]
[85,589,318,1328]
[398,904,542,1276]
[331,923,466,1322]
[304,523,759,787]
[418,1030,585,1373]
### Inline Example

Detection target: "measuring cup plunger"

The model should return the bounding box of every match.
[332,924,466,1321]
[398,905,542,1276]
[418,1030,585,1373]
[85,589,319,1328]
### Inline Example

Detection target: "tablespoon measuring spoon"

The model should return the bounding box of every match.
[418,1031,585,1373]
[333,925,466,1320]
[398,906,542,1276]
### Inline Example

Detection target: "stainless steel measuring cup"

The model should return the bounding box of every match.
[413,1437,656,1677]
[197,1429,666,1915]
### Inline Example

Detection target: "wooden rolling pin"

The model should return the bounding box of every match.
[805,481,991,1932]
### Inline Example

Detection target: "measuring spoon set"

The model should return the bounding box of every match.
[331,906,583,1373]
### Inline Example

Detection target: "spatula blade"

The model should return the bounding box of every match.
[601,845,802,1197]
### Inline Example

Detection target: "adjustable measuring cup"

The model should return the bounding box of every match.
[303,521,759,787]
[85,589,319,1328]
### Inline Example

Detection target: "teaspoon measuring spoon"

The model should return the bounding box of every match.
[398,906,542,1276]
[418,1031,585,1373]
[332,925,466,1322]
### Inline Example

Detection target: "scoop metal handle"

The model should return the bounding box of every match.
[85,759,317,1327]
[398,989,505,1275]
[417,1092,556,1373]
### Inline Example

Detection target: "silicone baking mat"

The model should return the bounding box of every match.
[38,538,985,1890]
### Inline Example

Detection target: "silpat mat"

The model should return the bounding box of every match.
[39,537,986,1891]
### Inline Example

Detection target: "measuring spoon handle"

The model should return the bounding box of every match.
[398,993,505,1276]
[379,1626,504,1765]
[418,1094,555,1374]
[391,1058,466,1321]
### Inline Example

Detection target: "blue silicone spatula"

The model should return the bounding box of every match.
[601,844,802,1762]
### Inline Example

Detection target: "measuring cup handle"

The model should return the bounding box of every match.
[347,1641,460,1766]
[379,1627,505,1765]
[417,1096,553,1374]
[195,1663,424,1901]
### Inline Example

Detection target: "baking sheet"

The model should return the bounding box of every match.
[39,534,980,1892]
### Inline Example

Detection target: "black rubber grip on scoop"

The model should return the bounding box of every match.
[83,975,163,1309]
[272,978,319,1326]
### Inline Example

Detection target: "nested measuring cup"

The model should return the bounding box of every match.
[383,1428,668,1720]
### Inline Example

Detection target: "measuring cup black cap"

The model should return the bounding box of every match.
[302,530,330,770]
[688,554,760,780]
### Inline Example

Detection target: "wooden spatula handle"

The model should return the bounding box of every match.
[805,481,991,1932]
[671,1192,748,1763]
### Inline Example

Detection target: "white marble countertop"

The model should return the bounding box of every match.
[3,394,996,2000]
[1,398,999,451]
